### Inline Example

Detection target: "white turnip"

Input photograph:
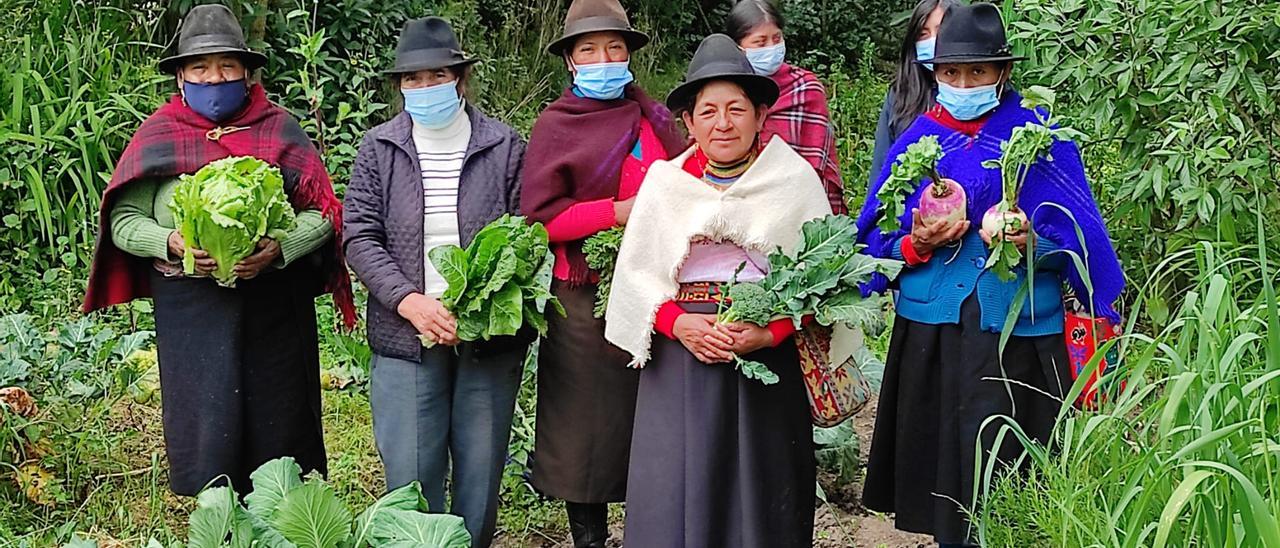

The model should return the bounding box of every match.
[919,178,968,225]
[982,204,1028,239]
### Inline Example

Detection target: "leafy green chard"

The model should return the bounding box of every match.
[582,226,625,318]
[981,86,1086,281]
[169,156,297,287]
[874,135,946,232]
[717,215,903,385]
[186,457,471,548]
[425,214,564,345]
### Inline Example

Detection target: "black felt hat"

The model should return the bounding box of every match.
[666,34,780,111]
[916,3,1027,65]
[159,4,268,74]
[546,0,650,56]
[385,17,478,74]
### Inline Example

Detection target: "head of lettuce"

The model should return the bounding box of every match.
[169,156,297,287]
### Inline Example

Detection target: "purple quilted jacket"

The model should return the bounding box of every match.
[343,107,525,361]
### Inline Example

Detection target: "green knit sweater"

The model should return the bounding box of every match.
[109,177,332,267]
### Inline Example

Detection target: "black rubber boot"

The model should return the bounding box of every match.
[566,501,609,548]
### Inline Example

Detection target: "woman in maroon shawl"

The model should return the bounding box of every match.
[83,5,353,496]
[519,0,685,545]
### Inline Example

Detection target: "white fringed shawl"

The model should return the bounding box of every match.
[604,136,835,367]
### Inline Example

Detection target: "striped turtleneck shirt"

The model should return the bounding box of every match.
[412,104,471,297]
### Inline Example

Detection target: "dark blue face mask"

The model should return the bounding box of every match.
[183,79,249,123]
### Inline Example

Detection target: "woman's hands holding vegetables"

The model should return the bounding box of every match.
[398,293,460,346]
[673,313,735,364]
[233,238,282,280]
[168,230,217,275]
[980,224,1031,253]
[720,322,774,356]
[910,208,970,256]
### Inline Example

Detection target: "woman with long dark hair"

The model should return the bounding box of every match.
[868,0,958,182]
[725,0,846,214]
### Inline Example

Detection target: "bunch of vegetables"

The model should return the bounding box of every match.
[583,226,625,318]
[717,215,903,384]
[186,457,471,547]
[169,156,297,287]
[981,86,1085,281]
[426,214,564,343]
[874,135,965,231]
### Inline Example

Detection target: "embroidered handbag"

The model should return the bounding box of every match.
[1063,292,1124,410]
[795,324,873,427]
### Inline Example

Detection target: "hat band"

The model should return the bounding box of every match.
[390,48,471,72]
[178,35,255,56]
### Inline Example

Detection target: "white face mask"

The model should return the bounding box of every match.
[744,41,786,76]
[936,81,1002,120]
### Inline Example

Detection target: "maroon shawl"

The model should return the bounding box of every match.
[520,85,687,280]
[83,84,357,329]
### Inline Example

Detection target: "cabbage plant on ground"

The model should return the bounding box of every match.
[426,215,564,343]
[187,457,471,548]
[718,215,903,384]
[169,156,297,287]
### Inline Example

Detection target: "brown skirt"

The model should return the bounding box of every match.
[530,280,640,503]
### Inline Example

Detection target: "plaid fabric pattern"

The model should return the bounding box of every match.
[84,84,356,328]
[763,64,846,214]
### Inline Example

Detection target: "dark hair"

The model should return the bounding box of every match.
[725,0,785,44]
[889,0,960,135]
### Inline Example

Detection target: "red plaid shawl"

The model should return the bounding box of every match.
[83,84,356,329]
[762,64,846,214]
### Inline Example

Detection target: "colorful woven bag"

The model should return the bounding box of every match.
[795,324,873,427]
[1064,293,1124,410]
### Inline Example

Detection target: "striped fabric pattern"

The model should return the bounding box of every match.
[412,109,471,297]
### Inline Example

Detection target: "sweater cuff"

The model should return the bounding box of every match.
[544,199,618,243]
[654,301,685,340]
[128,224,176,262]
[899,236,932,266]
[278,212,334,267]
[766,318,797,346]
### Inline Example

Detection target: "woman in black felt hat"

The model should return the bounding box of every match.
[342,16,528,548]
[602,34,832,548]
[855,4,1124,546]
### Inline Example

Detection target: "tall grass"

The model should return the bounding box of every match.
[0,1,169,275]
[976,228,1280,546]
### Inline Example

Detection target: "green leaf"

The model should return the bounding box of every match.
[429,245,469,309]
[813,422,859,484]
[487,284,524,338]
[813,291,882,329]
[270,481,353,548]
[189,486,254,548]
[369,509,471,548]
[736,357,780,385]
[351,482,429,547]
[245,458,304,522]
[874,136,945,233]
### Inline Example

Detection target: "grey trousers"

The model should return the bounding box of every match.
[370,344,523,548]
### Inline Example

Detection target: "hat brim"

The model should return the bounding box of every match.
[383,57,480,75]
[915,53,1028,65]
[547,27,649,57]
[159,47,268,74]
[665,73,780,113]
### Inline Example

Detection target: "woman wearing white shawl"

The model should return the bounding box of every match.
[604,34,830,548]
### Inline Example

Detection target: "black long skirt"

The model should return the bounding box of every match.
[625,303,816,548]
[862,296,1070,544]
[531,281,640,503]
[151,264,327,496]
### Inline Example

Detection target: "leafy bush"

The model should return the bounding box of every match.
[186,457,471,547]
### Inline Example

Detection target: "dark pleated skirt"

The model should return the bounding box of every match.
[531,280,640,503]
[151,264,327,496]
[624,302,816,548]
[862,296,1070,544]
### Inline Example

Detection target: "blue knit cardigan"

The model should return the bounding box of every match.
[855,92,1124,333]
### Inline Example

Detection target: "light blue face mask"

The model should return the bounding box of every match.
[936,81,1002,120]
[402,80,462,129]
[573,61,634,100]
[744,41,786,76]
[916,37,936,72]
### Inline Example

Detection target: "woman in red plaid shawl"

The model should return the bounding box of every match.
[83,5,353,496]
[726,0,847,214]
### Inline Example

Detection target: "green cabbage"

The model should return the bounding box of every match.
[169,156,297,287]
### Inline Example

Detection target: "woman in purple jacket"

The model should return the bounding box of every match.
[342,17,526,548]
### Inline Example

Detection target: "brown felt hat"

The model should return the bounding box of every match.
[546,0,650,57]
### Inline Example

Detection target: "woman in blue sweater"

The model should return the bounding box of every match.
[855,5,1124,546]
